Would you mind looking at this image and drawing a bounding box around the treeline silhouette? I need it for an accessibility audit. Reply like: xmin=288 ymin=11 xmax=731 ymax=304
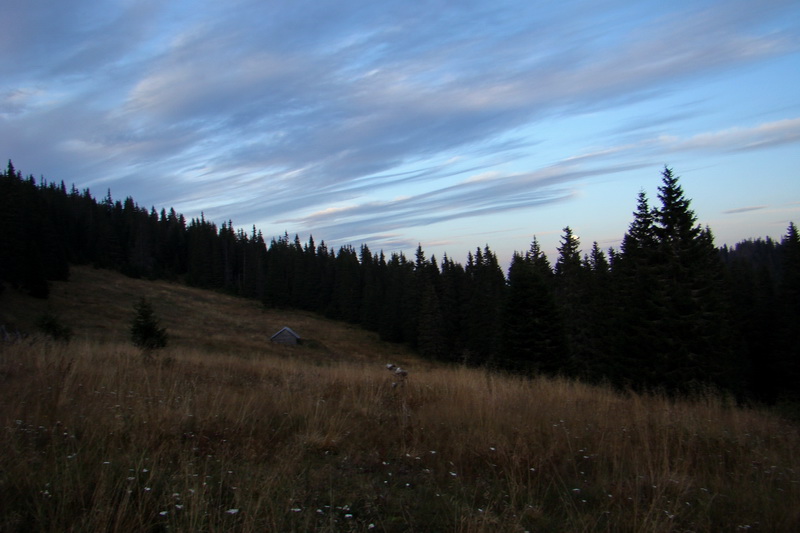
xmin=1 ymin=161 xmax=798 ymax=402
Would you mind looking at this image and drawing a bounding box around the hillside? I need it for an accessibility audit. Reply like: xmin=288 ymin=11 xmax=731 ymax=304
xmin=0 ymin=265 xmax=419 ymax=366
xmin=1 ymin=268 xmax=799 ymax=532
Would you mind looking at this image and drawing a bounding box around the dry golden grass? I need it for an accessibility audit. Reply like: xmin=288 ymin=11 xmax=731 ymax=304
xmin=1 ymin=265 xmax=418 ymax=364
xmin=1 ymin=268 xmax=799 ymax=531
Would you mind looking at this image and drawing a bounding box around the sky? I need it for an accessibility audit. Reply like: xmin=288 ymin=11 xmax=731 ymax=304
xmin=2 ymin=0 xmax=799 ymax=266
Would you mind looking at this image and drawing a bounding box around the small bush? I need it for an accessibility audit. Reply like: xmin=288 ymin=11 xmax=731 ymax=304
xmin=130 ymin=297 xmax=167 ymax=351
xmin=35 ymin=311 xmax=73 ymax=342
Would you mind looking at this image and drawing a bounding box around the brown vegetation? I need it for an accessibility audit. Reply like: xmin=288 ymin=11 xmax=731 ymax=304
xmin=1 ymin=268 xmax=798 ymax=531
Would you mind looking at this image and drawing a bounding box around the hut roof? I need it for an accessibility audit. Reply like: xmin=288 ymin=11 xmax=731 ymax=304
xmin=270 ymin=326 xmax=301 ymax=340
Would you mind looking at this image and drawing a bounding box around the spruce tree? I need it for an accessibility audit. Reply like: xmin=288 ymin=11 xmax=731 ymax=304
xmin=502 ymin=253 xmax=538 ymax=371
xmin=417 ymin=277 xmax=445 ymax=360
xmin=614 ymin=190 xmax=664 ymax=387
xmin=131 ymin=297 xmax=168 ymax=351
xmin=379 ymin=253 xmax=414 ymax=344
xmin=617 ymin=167 xmax=739 ymax=392
xmin=773 ymin=222 xmax=800 ymax=400
xmin=656 ymin=168 xmax=738 ymax=390
xmin=359 ymin=244 xmax=384 ymax=331
xmin=439 ymin=255 xmax=469 ymax=362
xmin=0 ymin=162 xmax=69 ymax=298
xmin=526 ymin=236 xmax=553 ymax=274
xmin=502 ymin=248 xmax=565 ymax=374
xmin=620 ymin=191 xmax=656 ymax=260
xmin=331 ymin=245 xmax=362 ymax=323
xmin=554 ymin=227 xmax=589 ymax=375
xmin=554 ymin=226 xmax=581 ymax=278
xmin=579 ymin=242 xmax=616 ymax=381
xmin=464 ymin=246 xmax=505 ymax=366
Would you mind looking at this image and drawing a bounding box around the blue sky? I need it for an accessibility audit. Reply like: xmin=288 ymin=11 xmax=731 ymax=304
xmin=2 ymin=0 xmax=799 ymax=265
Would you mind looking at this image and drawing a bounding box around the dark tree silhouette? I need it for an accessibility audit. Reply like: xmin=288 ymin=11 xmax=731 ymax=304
xmin=131 ymin=297 xmax=168 ymax=351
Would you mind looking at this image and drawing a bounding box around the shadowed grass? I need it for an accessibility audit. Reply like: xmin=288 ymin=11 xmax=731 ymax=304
xmin=1 ymin=339 xmax=798 ymax=532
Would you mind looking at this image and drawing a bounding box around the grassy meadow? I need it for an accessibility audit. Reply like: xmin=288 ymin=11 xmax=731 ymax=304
xmin=1 ymin=267 xmax=799 ymax=532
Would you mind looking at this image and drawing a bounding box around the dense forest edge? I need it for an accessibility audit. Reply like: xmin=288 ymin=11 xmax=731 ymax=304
xmin=1 ymin=160 xmax=798 ymax=403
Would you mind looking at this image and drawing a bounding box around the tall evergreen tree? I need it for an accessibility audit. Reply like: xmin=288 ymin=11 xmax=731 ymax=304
xmin=620 ymin=191 xmax=656 ymax=261
xmin=655 ymin=168 xmax=738 ymax=390
xmin=417 ymin=276 xmax=445 ymax=359
xmin=359 ymin=244 xmax=385 ymax=331
xmin=0 ymin=162 xmax=69 ymax=297
xmin=577 ymin=242 xmax=616 ymax=380
xmin=411 ymin=246 xmax=445 ymax=358
xmin=502 ymin=245 xmax=565 ymax=374
xmin=616 ymin=167 xmax=739 ymax=392
xmin=439 ymin=255 xmax=469 ymax=362
xmin=264 ymin=233 xmax=293 ymax=307
xmin=773 ymin=222 xmax=800 ymax=401
xmin=554 ymin=227 xmax=589 ymax=375
xmin=724 ymin=243 xmax=777 ymax=400
xmin=379 ymin=253 xmax=415 ymax=344
xmin=329 ymin=245 xmax=361 ymax=322
xmin=464 ymin=246 xmax=505 ymax=366
xmin=614 ymin=190 xmax=664 ymax=387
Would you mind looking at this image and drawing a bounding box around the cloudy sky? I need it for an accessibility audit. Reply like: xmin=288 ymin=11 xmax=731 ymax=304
xmin=2 ymin=0 xmax=799 ymax=264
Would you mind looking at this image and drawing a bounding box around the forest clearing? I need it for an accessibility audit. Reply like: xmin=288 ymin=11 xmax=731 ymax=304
xmin=1 ymin=267 xmax=798 ymax=532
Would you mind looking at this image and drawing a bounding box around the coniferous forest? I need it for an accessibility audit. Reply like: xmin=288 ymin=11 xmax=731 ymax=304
xmin=1 ymin=161 xmax=798 ymax=403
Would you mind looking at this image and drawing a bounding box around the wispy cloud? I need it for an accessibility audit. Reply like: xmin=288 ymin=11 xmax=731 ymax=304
xmin=660 ymin=118 xmax=800 ymax=153
xmin=723 ymin=205 xmax=769 ymax=215
xmin=275 ymin=161 xmax=650 ymax=244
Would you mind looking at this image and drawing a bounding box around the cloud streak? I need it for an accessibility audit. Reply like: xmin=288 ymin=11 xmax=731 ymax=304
xmin=660 ymin=118 xmax=800 ymax=153
xmin=723 ymin=206 xmax=768 ymax=215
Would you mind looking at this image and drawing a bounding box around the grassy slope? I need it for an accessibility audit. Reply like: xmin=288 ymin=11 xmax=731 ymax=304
xmin=1 ymin=268 xmax=799 ymax=532
xmin=0 ymin=265 xmax=419 ymax=365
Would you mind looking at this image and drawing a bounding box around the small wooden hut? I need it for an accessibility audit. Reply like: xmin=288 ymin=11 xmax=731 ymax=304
xmin=270 ymin=326 xmax=301 ymax=345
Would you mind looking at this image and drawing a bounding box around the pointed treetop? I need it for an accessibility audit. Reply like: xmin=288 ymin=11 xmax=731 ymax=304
xmin=621 ymin=190 xmax=656 ymax=257
xmin=527 ymin=236 xmax=541 ymax=258
xmin=654 ymin=166 xmax=700 ymax=245
xmin=415 ymin=244 xmax=426 ymax=270
xmin=555 ymin=226 xmax=581 ymax=276
xmin=525 ymin=236 xmax=553 ymax=274
xmin=585 ymin=241 xmax=609 ymax=274
xmin=783 ymin=222 xmax=799 ymax=246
